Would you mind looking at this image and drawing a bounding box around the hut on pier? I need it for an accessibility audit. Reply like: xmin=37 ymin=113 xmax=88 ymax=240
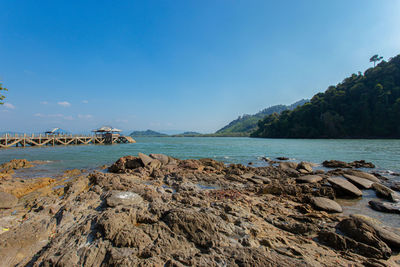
xmin=92 ymin=126 xmax=122 ymax=143
xmin=44 ymin=128 xmax=69 ymax=136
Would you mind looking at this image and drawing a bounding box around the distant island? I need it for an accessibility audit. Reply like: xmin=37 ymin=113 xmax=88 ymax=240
xmin=252 ymin=54 xmax=400 ymax=138
xmin=129 ymin=130 xmax=168 ymax=137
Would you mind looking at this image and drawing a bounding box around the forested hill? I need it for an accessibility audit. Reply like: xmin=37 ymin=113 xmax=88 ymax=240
xmin=251 ymin=55 xmax=400 ymax=138
xmin=129 ymin=130 xmax=168 ymax=137
xmin=216 ymin=99 xmax=308 ymax=135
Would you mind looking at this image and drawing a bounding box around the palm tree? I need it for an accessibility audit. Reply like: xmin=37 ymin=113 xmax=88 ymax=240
xmin=370 ymin=54 xmax=383 ymax=67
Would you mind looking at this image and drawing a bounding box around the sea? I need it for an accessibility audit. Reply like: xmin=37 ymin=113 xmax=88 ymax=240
xmin=1 ymin=137 xmax=399 ymax=227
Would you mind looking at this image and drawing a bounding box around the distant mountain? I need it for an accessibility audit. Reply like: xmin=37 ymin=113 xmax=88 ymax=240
xmin=171 ymin=131 xmax=203 ymax=137
xmin=216 ymin=99 xmax=309 ymax=135
xmin=129 ymin=130 xmax=168 ymax=137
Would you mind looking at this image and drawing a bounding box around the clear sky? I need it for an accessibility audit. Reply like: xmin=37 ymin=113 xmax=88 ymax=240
xmin=0 ymin=0 xmax=399 ymax=134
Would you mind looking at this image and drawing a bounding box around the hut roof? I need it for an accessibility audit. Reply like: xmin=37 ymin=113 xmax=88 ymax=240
xmin=93 ymin=126 xmax=122 ymax=133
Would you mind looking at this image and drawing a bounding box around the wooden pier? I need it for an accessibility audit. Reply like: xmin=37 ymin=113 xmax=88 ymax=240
xmin=0 ymin=133 xmax=136 ymax=149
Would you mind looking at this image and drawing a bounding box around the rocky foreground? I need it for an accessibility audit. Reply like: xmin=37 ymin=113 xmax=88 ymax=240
xmin=0 ymin=155 xmax=400 ymax=266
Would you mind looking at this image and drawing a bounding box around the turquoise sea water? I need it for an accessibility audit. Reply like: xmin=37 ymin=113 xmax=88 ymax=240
xmin=0 ymin=137 xmax=399 ymax=174
xmin=1 ymin=137 xmax=400 ymax=227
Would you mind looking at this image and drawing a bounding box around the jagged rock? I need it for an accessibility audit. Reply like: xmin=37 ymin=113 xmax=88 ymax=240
xmin=327 ymin=177 xmax=363 ymax=197
xmin=318 ymin=231 xmax=390 ymax=259
xmin=296 ymin=175 xmax=322 ymax=184
xmin=311 ymin=197 xmax=342 ymax=213
xmin=343 ymin=174 xmax=374 ymax=189
xmin=297 ymin=161 xmax=313 ymax=173
xmin=0 ymin=191 xmax=18 ymax=208
xmin=0 ymin=159 xmax=34 ymax=171
xmin=108 ymin=156 xmax=143 ymax=173
xmin=369 ymin=200 xmax=400 ymax=214
xmin=336 ymin=218 xmax=391 ymax=259
xmin=138 ymin=153 xmax=153 ymax=165
xmin=345 ymin=170 xmax=380 ymax=183
xmin=372 ymin=183 xmax=400 ymax=202
xmin=350 ymin=215 xmax=400 ymax=250
xmin=106 ymin=191 xmax=143 ymax=207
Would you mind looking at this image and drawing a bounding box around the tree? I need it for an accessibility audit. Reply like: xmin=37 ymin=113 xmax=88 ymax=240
xmin=0 ymin=83 xmax=7 ymax=105
xmin=370 ymin=54 xmax=383 ymax=67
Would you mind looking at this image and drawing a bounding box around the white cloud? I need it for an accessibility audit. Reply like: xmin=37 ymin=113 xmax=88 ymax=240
xmin=64 ymin=116 xmax=74 ymax=120
xmin=3 ymin=103 xmax=15 ymax=109
xmin=34 ymin=113 xmax=73 ymax=120
xmin=40 ymin=101 xmax=48 ymax=105
xmin=78 ymin=114 xmax=93 ymax=119
xmin=82 ymin=100 xmax=89 ymax=104
xmin=57 ymin=101 xmax=71 ymax=107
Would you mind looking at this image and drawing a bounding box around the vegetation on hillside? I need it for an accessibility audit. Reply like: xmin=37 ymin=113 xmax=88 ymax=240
xmin=251 ymin=55 xmax=400 ymax=138
xmin=129 ymin=130 xmax=168 ymax=137
xmin=216 ymin=99 xmax=308 ymax=135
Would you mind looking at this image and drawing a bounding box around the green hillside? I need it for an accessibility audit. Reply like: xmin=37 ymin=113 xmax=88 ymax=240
xmin=252 ymin=55 xmax=400 ymax=138
xmin=216 ymin=99 xmax=308 ymax=135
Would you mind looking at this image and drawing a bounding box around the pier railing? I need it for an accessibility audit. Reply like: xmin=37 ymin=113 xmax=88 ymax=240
xmin=0 ymin=133 xmax=135 ymax=148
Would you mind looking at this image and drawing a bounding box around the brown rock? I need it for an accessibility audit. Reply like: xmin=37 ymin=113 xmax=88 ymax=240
xmin=343 ymin=174 xmax=374 ymax=189
xmin=0 ymin=191 xmax=18 ymax=208
xmin=279 ymin=162 xmax=298 ymax=170
xmin=149 ymin=153 xmax=169 ymax=165
xmin=296 ymin=175 xmax=322 ymax=184
xmin=138 ymin=152 xmax=153 ymax=165
xmin=311 ymin=197 xmax=342 ymax=213
xmin=345 ymin=170 xmax=380 ymax=183
xmin=372 ymin=183 xmax=400 ymax=202
xmin=106 ymin=190 xmax=143 ymax=207
xmin=297 ymin=161 xmax=313 ymax=173
xmin=327 ymin=177 xmax=362 ymax=197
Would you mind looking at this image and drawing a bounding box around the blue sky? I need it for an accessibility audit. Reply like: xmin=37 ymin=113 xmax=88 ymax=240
xmin=0 ymin=0 xmax=399 ymax=133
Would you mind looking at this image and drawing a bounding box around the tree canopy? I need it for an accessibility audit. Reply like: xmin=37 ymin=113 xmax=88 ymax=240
xmin=251 ymin=54 xmax=400 ymax=138
xmin=0 ymin=83 xmax=7 ymax=105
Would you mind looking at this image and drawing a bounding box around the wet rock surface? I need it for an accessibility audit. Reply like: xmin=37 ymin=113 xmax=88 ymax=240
xmin=0 ymin=155 xmax=399 ymax=266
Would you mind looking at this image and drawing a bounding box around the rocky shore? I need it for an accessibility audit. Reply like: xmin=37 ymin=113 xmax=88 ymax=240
xmin=0 ymin=155 xmax=400 ymax=266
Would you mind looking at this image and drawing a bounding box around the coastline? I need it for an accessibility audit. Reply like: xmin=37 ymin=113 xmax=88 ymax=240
xmin=0 ymin=154 xmax=400 ymax=266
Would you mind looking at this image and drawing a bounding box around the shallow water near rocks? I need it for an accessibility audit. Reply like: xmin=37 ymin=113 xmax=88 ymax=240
xmin=1 ymin=137 xmax=399 ymax=226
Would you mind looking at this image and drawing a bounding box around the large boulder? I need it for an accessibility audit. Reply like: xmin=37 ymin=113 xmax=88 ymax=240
xmin=369 ymin=200 xmax=400 ymax=214
xmin=345 ymin=170 xmax=380 ymax=183
xmin=278 ymin=162 xmax=298 ymax=171
xmin=108 ymin=156 xmax=143 ymax=173
xmin=106 ymin=190 xmax=143 ymax=207
xmin=311 ymin=197 xmax=342 ymax=213
xmin=149 ymin=153 xmax=169 ymax=165
xmin=343 ymin=174 xmax=374 ymax=189
xmin=296 ymin=175 xmax=322 ymax=184
xmin=297 ymin=161 xmax=313 ymax=173
xmin=138 ymin=153 xmax=153 ymax=166
xmin=372 ymin=183 xmax=400 ymax=202
xmin=327 ymin=177 xmax=362 ymax=198
xmin=0 ymin=191 xmax=18 ymax=209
